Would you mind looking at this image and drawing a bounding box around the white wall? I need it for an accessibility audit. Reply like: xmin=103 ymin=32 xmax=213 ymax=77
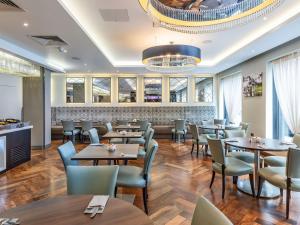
xmin=0 ymin=73 xmax=23 ymax=120
xmin=51 ymin=73 xmax=217 ymax=107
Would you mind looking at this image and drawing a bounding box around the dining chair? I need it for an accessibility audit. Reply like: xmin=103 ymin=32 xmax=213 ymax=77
xmin=137 ymin=120 xmax=149 ymax=132
xmin=190 ymin=124 xmax=208 ymax=157
xmin=138 ymin=128 xmax=154 ymax=158
xmin=191 ymin=196 xmax=233 ymax=225
xmin=116 ymin=139 xmax=158 ymax=214
xmin=201 ymin=120 xmax=216 ymax=137
xmin=128 ymin=124 xmax=149 ymax=145
xmin=257 ymin=148 xmax=300 ymax=219
xmin=224 ymin=130 xmax=255 ymax=164
xmin=62 ymin=120 xmax=80 ymax=143
xmin=264 ymin=133 xmax=300 ymax=167
xmin=117 ymin=120 xmax=129 ymax=125
xmin=105 ymin=122 xmax=123 ymax=144
xmin=88 ymin=128 xmax=100 ymax=144
xmin=207 ymin=137 xmax=254 ymax=199
xmin=67 ymin=165 xmax=119 ymax=197
xmin=57 ymin=141 xmax=79 ymax=171
xmin=239 ymin=122 xmax=249 ymax=134
xmin=80 ymin=120 xmax=93 ymax=143
xmin=214 ymin=119 xmax=226 ymax=125
xmin=171 ymin=119 xmax=187 ymax=142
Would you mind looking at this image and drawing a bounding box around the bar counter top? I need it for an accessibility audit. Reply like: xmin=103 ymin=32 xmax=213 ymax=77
xmin=0 ymin=125 xmax=33 ymax=136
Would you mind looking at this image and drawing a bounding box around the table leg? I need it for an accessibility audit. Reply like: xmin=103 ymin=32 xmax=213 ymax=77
xmin=215 ymin=130 xmax=219 ymax=139
xmin=93 ymin=160 xmax=99 ymax=166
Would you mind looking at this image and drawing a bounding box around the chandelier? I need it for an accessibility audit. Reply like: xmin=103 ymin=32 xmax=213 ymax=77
xmin=142 ymin=44 xmax=201 ymax=73
xmin=139 ymin=0 xmax=283 ymax=33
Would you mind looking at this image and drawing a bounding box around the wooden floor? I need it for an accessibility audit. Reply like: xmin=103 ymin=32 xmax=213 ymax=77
xmin=0 ymin=139 xmax=300 ymax=225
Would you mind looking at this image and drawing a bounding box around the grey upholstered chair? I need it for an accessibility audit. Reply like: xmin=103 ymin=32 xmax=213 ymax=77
xmin=191 ymin=196 xmax=233 ymax=225
xmin=80 ymin=120 xmax=93 ymax=143
xmin=88 ymin=128 xmax=100 ymax=144
xmin=207 ymin=137 xmax=254 ymax=199
xmin=116 ymin=140 xmax=158 ymax=214
xmin=61 ymin=120 xmax=80 ymax=143
xmin=258 ymin=148 xmax=300 ymax=219
xmin=105 ymin=122 xmax=123 ymax=144
xmin=214 ymin=119 xmax=226 ymax=125
xmin=224 ymin=129 xmax=255 ymax=164
xmin=201 ymin=120 xmax=216 ymax=137
xmin=67 ymin=166 xmax=119 ymax=197
xmin=137 ymin=120 xmax=149 ymax=132
xmin=138 ymin=128 xmax=154 ymax=158
xmin=128 ymin=123 xmax=150 ymax=145
xmin=57 ymin=141 xmax=79 ymax=171
xmin=190 ymin=124 xmax=208 ymax=157
xmin=171 ymin=119 xmax=187 ymax=142
xmin=264 ymin=133 xmax=300 ymax=167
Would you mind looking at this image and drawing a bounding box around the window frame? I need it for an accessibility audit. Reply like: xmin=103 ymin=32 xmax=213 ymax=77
xmin=66 ymin=77 xmax=85 ymax=103
xmin=169 ymin=77 xmax=188 ymax=103
xmin=92 ymin=77 xmax=112 ymax=103
xmin=118 ymin=77 xmax=137 ymax=103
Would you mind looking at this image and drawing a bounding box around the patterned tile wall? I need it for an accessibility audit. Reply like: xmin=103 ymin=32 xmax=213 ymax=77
xmin=51 ymin=106 xmax=216 ymax=126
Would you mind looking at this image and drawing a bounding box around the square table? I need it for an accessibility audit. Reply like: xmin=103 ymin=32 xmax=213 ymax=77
xmin=102 ymin=131 xmax=143 ymax=143
xmin=72 ymin=144 xmax=140 ymax=165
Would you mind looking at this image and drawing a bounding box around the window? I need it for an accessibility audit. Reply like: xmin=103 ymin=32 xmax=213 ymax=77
xmin=118 ymin=77 xmax=137 ymax=103
xmin=92 ymin=78 xmax=111 ymax=103
xmin=169 ymin=77 xmax=188 ymax=103
xmin=66 ymin=77 xmax=85 ymax=103
xmin=144 ymin=78 xmax=162 ymax=102
xmin=195 ymin=77 xmax=213 ymax=103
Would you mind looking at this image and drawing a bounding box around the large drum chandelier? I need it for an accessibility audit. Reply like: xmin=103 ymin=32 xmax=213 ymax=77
xmin=139 ymin=0 xmax=284 ymax=33
xmin=142 ymin=44 xmax=201 ymax=73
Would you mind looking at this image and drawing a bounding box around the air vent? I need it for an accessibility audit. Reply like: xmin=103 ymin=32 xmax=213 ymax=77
xmin=99 ymin=9 xmax=129 ymax=22
xmin=0 ymin=0 xmax=24 ymax=11
xmin=71 ymin=57 xmax=80 ymax=61
xmin=30 ymin=35 xmax=68 ymax=47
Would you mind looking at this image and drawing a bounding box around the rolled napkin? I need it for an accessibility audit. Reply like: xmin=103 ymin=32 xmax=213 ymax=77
xmin=121 ymin=153 xmax=137 ymax=158
xmin=0 ymin=218 xmax=20 ymax=225
xmin=90 ymin=143 xmax=104 ymax=146
xmin=120 ymin=130 xmax=127 ymax=135
xmin=84 ymin=195 xmax=109 ymax=217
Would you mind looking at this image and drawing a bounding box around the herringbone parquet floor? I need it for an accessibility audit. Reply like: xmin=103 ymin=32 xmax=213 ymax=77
xmin=0 ymin=139 xmax=300 ymax=225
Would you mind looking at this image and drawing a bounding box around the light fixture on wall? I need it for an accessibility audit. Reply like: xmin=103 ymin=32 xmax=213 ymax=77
xmin=142 ymin=43 xmax=201 ymax=73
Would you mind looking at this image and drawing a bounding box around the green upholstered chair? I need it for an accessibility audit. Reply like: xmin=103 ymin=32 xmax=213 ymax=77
xmin=264 ymin=134 xmax=300 ymax=167
xmin=116 ymin=140 xmax=158 ymax=214
xmin=224 ymin=129 xmax=255 ymax=164
xmin=88 ymin=128 xmax=100 ymax=144
xmin=128 ymin=123 xmax=150 ymax=145
xmin=80 ymin=120 xmax=93 ymax=143
xmin=258 ymin=148 xmax=300 ymax=219
xmin=67 ymin=165 xmax=119 ymax=197
xmin=105 ymin=122 xmax=123 ymax=144
xmin=201 ymin=120 xmax=216 ymax=137
xmin=171 ymin=119 xmax=187 ymax=142
xmin=207 ymin=137 xmax=254 ymax=199
xmin=190 ymin=124 xmax=208 ymax=157
xmin=57 ymin=141 xmax=79 ymax=171
xmin=137 ymin=120 xmax=149 ymax=132
xmin=61 ymin=120 xmax=80 ymax=143
xmin=138 ymin=128 xmax=154 ymax=158
xmin=191 ymin=196 xmax=233 ymax=225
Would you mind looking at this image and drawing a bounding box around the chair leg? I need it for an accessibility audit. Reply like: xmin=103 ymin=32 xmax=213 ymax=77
xmin=196 ymin=141 xmax=199 ymax=157
xmin=233 ymin=176 xmax=238 ymax=185
xmin=280 ymin=188 xmax=283 ymax=197
xmin=257 ymin=176 xmax=264 ymax=198
xmin=142 ymin=187 xmax=148 ymax=214
xmin=210 ymin=171 xmax=215 ymax=188
xmin=114 ymin=186 xmax=118 ymax=198
xmin=286 ymin=178 xmax=291 ymax=219
xmin=205 ymin=145 xmax=208 ymax=156
xmin=222 ymin=173 xmax=226 ymax=199
xmin=191 ymin=143 xmax=194 ymax=154
xmin=62 ymin=135 xmax=65 ymax=143
xmin=249 ymin=174 xmax=255 ymax=197
xmin=184 ymin=134 xmax=186 ymax=142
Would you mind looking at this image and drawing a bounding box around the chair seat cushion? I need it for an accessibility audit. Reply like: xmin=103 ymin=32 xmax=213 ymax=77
xmin=138 ymin=148 xmax=146 ymax=158
xmin=171 ymin=128 xmax=187 ymax=134
xmin=81 ymin=130 xmax=89 ymax=136
xmin=264 ymin=156 xmax=286 ymax=167
xmin=128 ymin=137 xmax=145 ymax=145
xmin=213 ymin=157 xmax=253 ymax=176
xmin=117 ymin=166 xmax=146 ymax=188
xmin=227 ymin=151 xmax=255 ymax=164
xmin=64 ymin=129 xmax=80 ymax=136
xmin=193 ymin=134 xmax=208 ymax=145
xmin=259 ymin=167 xmax=300 ymax=191
xmin=110 ymin=138 xmax=123 ymax=144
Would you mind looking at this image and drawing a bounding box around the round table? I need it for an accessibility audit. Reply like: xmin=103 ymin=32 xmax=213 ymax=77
xmin=225 ymin=137 xmax=296 ymax=198
xmin=199 ymin=125 xmax=240 ymax=139
xmin=0 ymin=196 xmax=153 ymax=225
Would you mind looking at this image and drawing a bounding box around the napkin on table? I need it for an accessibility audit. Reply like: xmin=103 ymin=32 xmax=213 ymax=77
xmin=84 ymin=195 xmax=109 ymax=214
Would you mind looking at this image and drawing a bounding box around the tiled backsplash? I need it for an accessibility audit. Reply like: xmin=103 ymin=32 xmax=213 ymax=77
xmin=51 ymin=106 xmax=216 ymax=126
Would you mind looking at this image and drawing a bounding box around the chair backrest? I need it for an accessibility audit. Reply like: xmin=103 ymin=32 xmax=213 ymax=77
xmin=106 ymin=122 xmax=113 ymax=132
xmin=57 ymin=141 xmax=79 ymax=171
xmin=293 ymin=134 xmax=300 ymax=147
xmin=207 ymin=138 xmax=225 ymax=165
xmin=190 ymin=124 xmax=199 ymax=140
xmin=191 ymin=196 xmax=233 ymax=225
xmin=143 ymin=140 xmax=158 ymax=182
xmin=239 ymin=122 xmax=249 ymax=132
xmin=88 ymin=128 xmax=100 ymax=144
xmin=81 ymin=120 xmax=93 ymax=132
xmin=145 ymin=128 xmax=155 ymax=151
xmin=62 ymin=120 xmax=75 ymax=131
xmin=224 ymin=129 xmax=246 ymax=138
xmin=67 ymin=166 xmax=119 ymax=197
xmin=117 ymin=120 xmax=128 ymax=125
xmin=175 ymin=119 xmax=186 ymax=131
xmin=137 ymin=120 xmax=149 ymax=131
xmin=286 ymin=148 xmax=300 ymax=179
xmin=214 ymin=119 xmax=226 ymax=125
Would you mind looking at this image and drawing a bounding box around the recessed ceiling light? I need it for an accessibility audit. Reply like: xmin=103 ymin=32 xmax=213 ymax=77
xmin=58 ymin=47 xmax=68 ymax=53
xmin=84 ymin=63 xmax=87 ymax=66
xmin=23 ymin=22 xmax=29 ymax=27
xmin=263 ymin=17 xmax=268 ymax=21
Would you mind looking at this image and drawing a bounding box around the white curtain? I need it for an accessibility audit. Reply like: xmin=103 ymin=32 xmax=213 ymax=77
xmin=272 ymin=52 xmax=300 ymax=134
xmin=221 ymin=75 xmax=242 ymax=124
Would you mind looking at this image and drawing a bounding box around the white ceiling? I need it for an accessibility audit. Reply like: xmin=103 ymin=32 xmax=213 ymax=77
xmin=0 ymin=0 xmax=300 ymax=74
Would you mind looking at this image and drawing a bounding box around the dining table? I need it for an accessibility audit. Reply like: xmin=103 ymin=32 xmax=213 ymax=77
xmin=0 ymin=196 xmax=153 ymax=225
xmin=102 ymin=131 xmax=143 ymax=143
xmin=72 ymin=144 xmax=140 ymax=165
xmin=224 ymin=137 xmax=296 ymax=198
xmin=199 ymin=124 xmax=240 ymax=139
xmin=114 ymin=124 xmax=140 ymax=130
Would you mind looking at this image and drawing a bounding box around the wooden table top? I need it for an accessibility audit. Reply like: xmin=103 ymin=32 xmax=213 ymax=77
xmin=225 ymin=137 xmax=296 ymax=152
xmin=115 ymin=125 xmax=140 ymax=130
xmin=0 ymin=196 xmax=153 ymax=225
xmin=72 ymin=144 xmax=140 ymax=160
xmin=102 ymin=131 xmax=143 ymax=139
xmin=199 ymin=125 xmax=240 ymax=130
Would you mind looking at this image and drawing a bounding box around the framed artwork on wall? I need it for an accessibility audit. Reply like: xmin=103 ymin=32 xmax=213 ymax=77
xmin=243 ymin=72 xmax=263 ymax=97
